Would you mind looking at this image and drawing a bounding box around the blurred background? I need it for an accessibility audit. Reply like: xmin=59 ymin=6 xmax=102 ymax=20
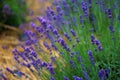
xmin=0 ymin=0 xmax=51 ymax=79
xmin=0 ymin=0 xmax=120 ymax=80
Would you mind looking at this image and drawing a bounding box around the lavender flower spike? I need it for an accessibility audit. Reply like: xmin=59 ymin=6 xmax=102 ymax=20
xmin=88 ymin=50 xmax=95 ymax=65
xmin=64 ymin=76 xmax=69 ymax=80
xmin=70 ymin=29 xmax=76 ymax=37
xmin=98 ymin=69 xmax=106 ymax=80
xmin=73 ymin=76 xmax=83 ymax=80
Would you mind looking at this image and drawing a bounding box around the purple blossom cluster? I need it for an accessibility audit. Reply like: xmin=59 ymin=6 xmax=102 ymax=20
xmin=12 ymin=46 xmax=49 ymax=77
xmin=91 ymin=34 xmax=103 ymax=51
xmin=88 ymin=50 xmax=95 ymax=65
xmin=73 ymin=76 xmax=83 ymax=80
xmin=6 ymin=68 xmax=27 ymax=78
xmin=81 ymin=1 xmax=88 ymax=17
xmin=107 ymin=8 xmax=112 ymax=19
xmin=109 ymin=25 xmax=114 ymax=33
xmin=2 ymin=4 xmax=11 ymax=15
xmin=98 ymin=68 xmax=110 ymax=80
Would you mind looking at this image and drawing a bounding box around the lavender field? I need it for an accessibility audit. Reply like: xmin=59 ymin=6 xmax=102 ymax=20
xmin=0 ymin=0 xmax=120 ymax=80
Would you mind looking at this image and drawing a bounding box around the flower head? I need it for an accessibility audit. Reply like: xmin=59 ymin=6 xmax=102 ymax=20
xmin=98 ymin=69 xmax=106 ymax=80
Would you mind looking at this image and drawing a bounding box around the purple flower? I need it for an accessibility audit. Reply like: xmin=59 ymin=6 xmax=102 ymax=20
xmin=3 ymin=4 xmax=11 ymax=15
xmin=31 ymin=61 xmax=38 ymax=70
xmin=64 ymin=76 xmax=69 ymax=80
xmin=71 ymin=0 xmax=77 ymax=3
xmin=105 ymin=68 xmax=110 ymax=78
xmin=77 ymin=56 xmax=82 ymax=62
xmin=41 ymin=62 xmax=48 ymax=67
xmin=36 ymin=59 xmax=41 ymax=65
xmin=50 ymin=9 xmax=55 ymax=16
xmin=66 ymin=47 xmax=71 ymax=52
xmin=25 ymin=40 xmax=32 ymax=45
xmin=14 ymin=71 xmax=25 ymax=78
xmin=98 ymin=45 xmax=103 ymax=51
xmin=51 ymin=56 xmax=56 ymax=62
xmin=3 ymin=4 xmax=10 ymax=10
xmin=56 ymin=5 xmax=61 ymax=12
xmin=46 ymin=7 xmax=52 ymax=19
xmin=91 ymin=35 xmax=103 ymax=51
xmin=43 ymin=41 xmax=50 ymax=50
xmin=1 ymin=74 xmax=7 ymax=80
xmin=89 ymin=14 xmax=95 ymax=22
xmin=53 ymin=15 xmax=57 ymax=20
xmin=42 ymin=19 xmax=47 ymax=26
xmin=6 ymin=68 xmax=13 ymax=74
xmin=91 ymin=34 xmax=95 ymax=44
xmin=70 ymin=52 xmax=74 ymax=57
xmin=88 ymin=50 xmax=95 ymax=65
xmin=14 ymin=55 xmax=20 ymax=63
xmin=37 ymin=17 xmax=47 ymax=26
xmin=95 ymin=39 xmax=100 ymax=46
xmin=69 ymin=60 xmax=75 ymax=68
xmin=58 ymin=37 xmax=66 ymax=47
xmin=82 ymin=70 xmax=90 ymax=80
xmin=98 ymin=69 xmax=106 ymax=80
xmin=1 ymin=45 xmax=9 ymax=49
xmin=79 ymin=15 xmax=84 ymax=24
xmin=26 ymin=64 xmax=31 ymax=68
xmin=88 ymin=3 xmax=92 ymax=8
xmin=47 ymin=24 xmax=53 ymax=31
xmin=53 ymin=29 xmax=58 ymax=35
xmin=30 ymin=51 xmax=37 ymax=58
xmin=109 ymin=25 xmax=114 ymax=33
xmin=30 ymin=22 xmax=36 ymax=29
xmin=63 ymin=0 xmax=70 ymax=11
xmin=27 ymin=31 xmax=35 ymax=37
xmin=118 ymin=14 xmax=120 ymax=20
xmin=51 ymin=44 xmax=58 ymax=51
xmin=64 ymin=33 xmax=71 ymax=41
xmin=73 ymin=76 xmax=83 ymax=80
xmin=107 ymin=8 xmax=112 ymax=19
xmin=91 ymin=34 xmax=95 ymax=39
xmin=105 ymin=68 xmax=110 ymax=75
xmin=88 ymin=0 xmax=92 ymax=4
xmin=50 ymin=76 xmax=55 ymax=80
xmin=70 ymin=29 xmax=76 ymax=37
xmin=47 ymin=64 xmax=55 ymax=75
xmin=37 ymin=27 xmax=45 ymax=33
xmin=81 ymin=1 xmax=88 ymax=17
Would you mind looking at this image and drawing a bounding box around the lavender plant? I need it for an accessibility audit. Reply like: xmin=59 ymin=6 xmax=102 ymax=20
xmin=1 ymin=0 xmax=120 ymax=80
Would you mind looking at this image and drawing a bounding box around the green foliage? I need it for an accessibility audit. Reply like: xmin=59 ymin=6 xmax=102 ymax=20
xmin=0 ymin=0 xmax=27 ymax=31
